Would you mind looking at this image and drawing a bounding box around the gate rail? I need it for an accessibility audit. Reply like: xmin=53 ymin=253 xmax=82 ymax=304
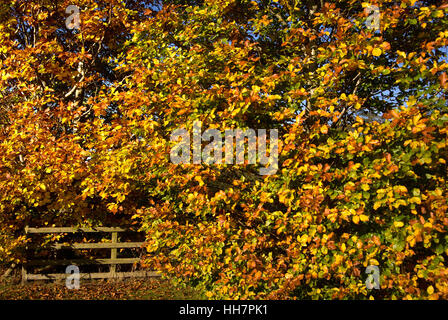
xmin=22 ymin=226 xmax=160 ymax=283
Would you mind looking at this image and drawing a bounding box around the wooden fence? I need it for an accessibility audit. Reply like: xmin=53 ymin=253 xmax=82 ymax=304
xmin=22 ymin=226 xmax=160 ymax=283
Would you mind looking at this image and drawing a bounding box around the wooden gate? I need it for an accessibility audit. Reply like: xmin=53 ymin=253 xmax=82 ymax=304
xmin=22 ymin=226 xmax=160 ymax=283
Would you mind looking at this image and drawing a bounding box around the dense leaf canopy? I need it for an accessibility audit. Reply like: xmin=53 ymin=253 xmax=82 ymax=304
xmin=0 ymin=0 xmax=447 ymax=299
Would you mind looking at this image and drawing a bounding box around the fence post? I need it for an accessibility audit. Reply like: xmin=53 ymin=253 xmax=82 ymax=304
xmin=21 ymin=226 xmax=28 ymax=284
xmin=110 ymin=231 xmax=118 ymax=278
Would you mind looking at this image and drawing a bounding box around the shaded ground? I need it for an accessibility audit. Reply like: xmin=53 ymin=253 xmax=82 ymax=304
xmin=0 ymin=278 xmax=205 ymax=300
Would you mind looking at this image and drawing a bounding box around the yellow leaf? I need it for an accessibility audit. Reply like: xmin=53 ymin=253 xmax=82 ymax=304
xmin=427 ymin=286 xmax=434 ymax=295
xmin=195 ymin=176 xmax=204 ymax=186
xmin=369 ymin=259 xmax=379 ymax=266
xmin=268 ymin=94 xmax=281 ymax=100
xmin=372 ymin=48 xmax=382 ymax=57
xmin=320 ymin=125 xmax=328 ymax=134
xmin=361 ymin=184 xmax=370 ymax=191
xmin=409 ymin=197 xmax=421 ymax=204
xmin=360 ymin=214 xmax=369 ymax=222
xmin=394 ymin=221 xmax=404 ymax=228
xmin=434 ymin=10 xmax=443 ymax=18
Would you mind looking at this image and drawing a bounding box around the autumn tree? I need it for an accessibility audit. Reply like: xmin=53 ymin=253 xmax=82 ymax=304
xmin=0 ymin=0 xmax=153 ymax=262
xmin=1 ymin=0 xmax=447 ymax=300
